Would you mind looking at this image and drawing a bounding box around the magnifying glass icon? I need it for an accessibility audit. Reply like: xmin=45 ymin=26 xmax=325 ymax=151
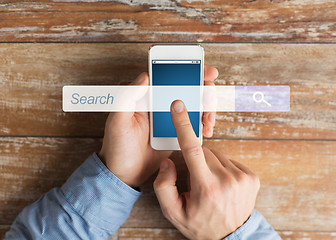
xmin=253 ymin=91 xmax=271 ymax=107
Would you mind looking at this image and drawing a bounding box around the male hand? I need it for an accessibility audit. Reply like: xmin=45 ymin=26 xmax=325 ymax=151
xmin=153 ymin=100 xmax=260 ymax=239
xmin=99 ymin=65 xmax=218 ymax=188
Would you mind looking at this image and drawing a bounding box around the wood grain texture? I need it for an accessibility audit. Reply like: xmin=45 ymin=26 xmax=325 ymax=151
xmin=0 ymin=226 xmax=10 ymax=240
xmin=1 ymin=1 xmax=336 ymax=42
xmin=124 ymin=139 xmax=336 ymax=232
xmin=2 ymin=225 xmax=335 ymax=240
xmin=279 ymin=231 xmax=336 ymax=240
xmin=1 ymin=137 xmax=335 ymax=232
xmin=0 ymin=137 xmax=102 ymax=225
xmin=1 ymin=1 xmax=335 ymax=238
xmin=1 ymin=43 xmax=335 ymax=139
xmin=118 ymin=228 xmax=336 ymax=240
xmin=119 ymin=228 xmax=186 ymax=240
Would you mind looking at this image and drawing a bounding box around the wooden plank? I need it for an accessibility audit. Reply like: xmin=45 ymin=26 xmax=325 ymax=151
xmin=0 ymin=137 xmax=102 ymax=225
xmin=119 ymin=228 xmax=186 ymax=240
xmin=1 ymin=1 xmax=336 ymax=42
xmin=0 ymin=137 xmax=335 ymax=231
xmin=279 ymin=231 xmax=336 ymax=240
xmin=1 ymin=43 xmax=335 ymax=139
xmin=118 ymin=228 xmax=336 ymax=240
xmin=0 ymin=226 xmax=10 ymax=240
xmin=206 ymin=44 xmax=336 ymax=140
xmin=124 ymin=139 xmax=336 ymax=231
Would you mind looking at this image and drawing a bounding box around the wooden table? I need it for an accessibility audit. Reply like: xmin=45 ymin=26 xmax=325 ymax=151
xmin=1 ymin=1 xmax=336 ymax=239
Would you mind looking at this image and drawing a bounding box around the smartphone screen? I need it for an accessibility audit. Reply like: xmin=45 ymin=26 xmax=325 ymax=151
xmin=152 ymin=60 xmax=201 ymax=137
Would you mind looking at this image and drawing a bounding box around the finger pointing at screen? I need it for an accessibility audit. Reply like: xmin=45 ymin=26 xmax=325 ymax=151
xmin=153 ymin=100 xmax=261 ymax=240
xmin=170 ymin=100 xmax=211 ymax=181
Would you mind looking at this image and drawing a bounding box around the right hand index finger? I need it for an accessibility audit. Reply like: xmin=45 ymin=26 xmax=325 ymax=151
xmin=170 ymin=100 xmax=210 ymax=179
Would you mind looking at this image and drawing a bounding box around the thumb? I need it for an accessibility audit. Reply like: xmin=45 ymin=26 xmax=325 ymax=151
xmin=131 ymin=72 xmax=149 ymax=86
xmin=154 ymin=158 xmax=185 ymax=223
xmin=111 ymin=72 xmax=149 ymax=123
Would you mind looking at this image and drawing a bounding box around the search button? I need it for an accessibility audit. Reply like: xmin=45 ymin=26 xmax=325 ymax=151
xmin=252 ymin=91 xmax=271 ymax=107
xmin=235 ymin=86 xmax=290 ymax=112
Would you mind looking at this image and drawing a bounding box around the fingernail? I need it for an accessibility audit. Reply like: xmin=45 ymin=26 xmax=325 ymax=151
xmin=134 ymin=72 xmax=146 ymax=84
xmin=161 ymin=160 xmax=169 ymax=171
xmin=173 ymin=100 xmax=184 ymax=113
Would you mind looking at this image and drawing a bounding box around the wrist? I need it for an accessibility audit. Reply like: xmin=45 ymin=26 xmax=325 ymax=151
xmin=60 ymin=153 xmax=141 ymax=231
xmin=97 ymin=151 xmax=140 ymax=189
xmin=222 ymin=211 xmax=256 ymax=240
xmin=98 ymin=150 xmax=107 ymax=165
xmin=222 ymin=215 xmax=251 ymax=239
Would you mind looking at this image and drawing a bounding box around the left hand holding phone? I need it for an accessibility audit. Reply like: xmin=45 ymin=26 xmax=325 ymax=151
xmin=99 ymin=65 xmax=218 ymax=188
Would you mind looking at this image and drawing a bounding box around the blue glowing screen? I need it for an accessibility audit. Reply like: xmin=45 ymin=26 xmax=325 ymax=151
xmin=152 ymin=61 xmax=201 ymax=137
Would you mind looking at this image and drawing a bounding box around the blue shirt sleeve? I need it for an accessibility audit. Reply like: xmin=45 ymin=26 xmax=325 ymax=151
xmin=223 ymin=209 xmax=282 ymax=240
xmin=5 ymin=153 xmax=141 ymax=240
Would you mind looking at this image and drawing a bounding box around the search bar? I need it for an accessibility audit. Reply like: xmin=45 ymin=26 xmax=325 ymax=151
xmin=152 ymin=60 xmax=200 ymax=64
xmin=63 ymin=86 xmax=290 ymax=112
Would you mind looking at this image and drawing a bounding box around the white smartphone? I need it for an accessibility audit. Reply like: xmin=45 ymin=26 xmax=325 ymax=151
xmin=149 ymin=45 xmax=204 ymax=150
